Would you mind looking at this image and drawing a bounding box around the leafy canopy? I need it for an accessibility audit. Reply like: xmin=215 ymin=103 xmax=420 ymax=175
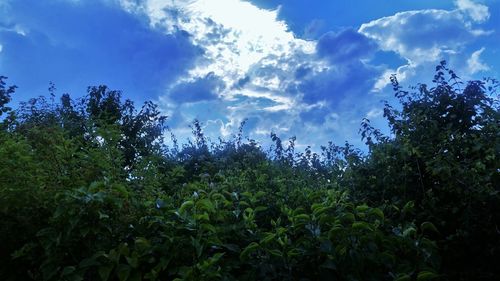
xmin=0 ymin=62 xmax=498 ymax=281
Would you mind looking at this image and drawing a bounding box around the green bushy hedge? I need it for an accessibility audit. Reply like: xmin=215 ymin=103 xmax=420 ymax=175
xmin=0 ymin=63 xmax=498 ymax=280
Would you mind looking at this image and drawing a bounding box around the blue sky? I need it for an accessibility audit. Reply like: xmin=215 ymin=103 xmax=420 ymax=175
xmin=0 ymin=0 xmax=498 ymax=149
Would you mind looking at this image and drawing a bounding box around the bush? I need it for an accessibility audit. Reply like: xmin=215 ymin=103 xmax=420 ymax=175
xmin=0 ymin=63 xmax=498 ymax=280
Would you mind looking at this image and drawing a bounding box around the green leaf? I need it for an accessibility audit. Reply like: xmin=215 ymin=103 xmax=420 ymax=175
xmin=179 ymin=200 xmax=194 ymax=213
xmin=134 ymin=237 xmax=151 ymax=253
xmin=311 ymin=203 xmax=323 ymax=212
xmin=191 ymin=237 xmax=203 ymax=258
xmin=11 ymin=243 xmax=35 ymax=259
xmin=116 ymin=264 xmax=131 ymax=281
xmin=356 ymin=204 xmax=369 ymax=212
xmin=420 ymin=222 xmax=439 ymax=234
xmin=196 ymin=199 xmax=214 ymax=212
xmin=222 ymin=243 xmax=240 ymax=253
xmin=313 ymin=206 xmax=333 ymax=216
xmin=113 ymin=184 xmax=129 ymax=198
xmin=341 ymin=212 xmax=355 ymax=223
xmin=260 ymin=233 xmax=276 ymax=244
xmin=99 ymin=211 xmax=110 ymax=220
xmin=287 ymin=248 xmax=301 ymax=257
xmin=394 ymin=274 xmax=411 ymax=281
xmin=417 ymin=271 xmax=439 ymax=281
xmin=402 ymin=226 xmax=416 ymax=237
xmin=194 ymin=212 xmax=210 ymax=221
xmin=201 ymin=223 xmax=217 ymax=233
xmin=294 ymin=214 xmax=310 ymax=221
xmin=119 ymin=243 xmax=130 ymax=256
xmin=240 ymin=242 xmax=259 ymax=260
xmin=370 ymin=208 xmax=384 ymax=220
xmin=80 ymin=227 xmax=90 ymax=237
xmin=126 ymin=253 xmax=139 ymax=269
xmin=128 ymin=272 xmax=142 ymax=281
xmin=211 ymin=252 xmax=225 ymax=263
xmin=352 ymin=221 xmax=374 ymax=231
xmin=254 ymin=206 xmax=267 ymax=212
xmin=402 ymin=201 xmax=414 ymax=214
xmin=239 ymin=201 xmax=250 ymax=208
xmin=98 ymin=265 xmax=113 ymax=281
xmin=61 ymin=266 xmax=76 ymax=276
xmin=268 ymin=249 xmax=283 ymax=257
xmin=79 ymin=253 xmax=103 ymax=268
xmin=320 ymin=259 xmax=337 ymax=270
xmin=241 ymin=191 xmax=252 ymax=198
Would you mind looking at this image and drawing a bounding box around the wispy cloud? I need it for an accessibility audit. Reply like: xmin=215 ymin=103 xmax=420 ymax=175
xmin=0 ymin=0 xmax=201 ymax=102
xmin=467 ymin=47 xmax=489 ymax=74
xmin=455 ymin=0 xmax=490 ymax=23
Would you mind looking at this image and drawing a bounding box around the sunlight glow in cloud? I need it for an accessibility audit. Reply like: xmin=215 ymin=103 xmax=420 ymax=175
xmin=120 ymin=0 xmax=315 ymax=99
xmin=119 ymin=0 xmax=336 ymax=141
xmin=114 ymin=0 xmax=496 ymax=147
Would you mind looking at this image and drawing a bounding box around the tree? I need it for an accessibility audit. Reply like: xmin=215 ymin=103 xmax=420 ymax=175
xmin=0 ymin=76 xmax=16 ymax=117
xmin=354 ymin=61 xmax=500 ymax=280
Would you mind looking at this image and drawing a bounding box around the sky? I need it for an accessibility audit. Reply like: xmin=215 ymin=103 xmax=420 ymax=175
xmin=0 ymin=0 xmax=499 ymax=149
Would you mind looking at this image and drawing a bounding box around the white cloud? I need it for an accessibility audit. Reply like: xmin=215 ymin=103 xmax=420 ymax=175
xmin=13 ymin=24 xmax=26 ymax=36
xmin=0 ymin=24 xmax=28 ymax=36
xmin=372 ymin=62 xmax=418 ymax=91
xmin=467 ymin=47 xmax=489 ymax=73
xmin=118 ymin=0 xmax=326 ymax=139
xmin=360 ymin=4 xmax=493 ymax=92
xmin=2 ymin=0 xmax=408 ymax=149
xmin=120 ymin=0 xmax=315 ymax=95
xmin=359 ymin=9 xmax=488 ymax=64
xmin=366 ymin=108 xmax=383 ymax=119
xmin=0 ymin=44 xmax=3 ymax=53
xmin=455 ymin=0 xmax=490 ymax=23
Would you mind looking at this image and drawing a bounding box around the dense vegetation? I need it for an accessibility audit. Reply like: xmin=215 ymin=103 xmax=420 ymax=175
xmin=0 ymin=61 xmax=498 ymax=281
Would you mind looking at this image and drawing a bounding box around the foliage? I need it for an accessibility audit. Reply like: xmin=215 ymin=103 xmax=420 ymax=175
xmin=0 ymin=63 xmax=498 ymax=281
